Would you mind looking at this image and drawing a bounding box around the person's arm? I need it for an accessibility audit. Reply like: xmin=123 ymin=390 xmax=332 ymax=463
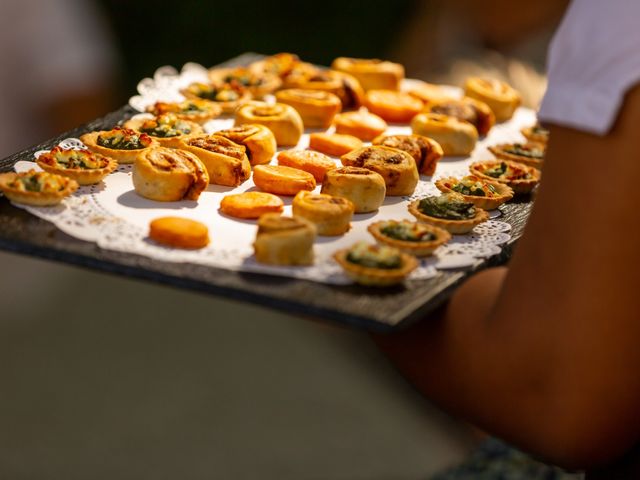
xmin=374 ymin=83 xmax=640 ymax=470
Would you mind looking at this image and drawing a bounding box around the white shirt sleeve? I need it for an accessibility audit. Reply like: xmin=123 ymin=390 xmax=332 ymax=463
xmin=538 ymin=0 xmax=640 ymax=135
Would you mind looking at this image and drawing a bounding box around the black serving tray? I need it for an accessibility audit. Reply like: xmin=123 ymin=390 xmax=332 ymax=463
xmin=0 ymin=53 xmax=533 ymax=332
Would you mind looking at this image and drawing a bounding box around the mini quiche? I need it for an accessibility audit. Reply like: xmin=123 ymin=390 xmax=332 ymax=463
xmin=334 ymin=241 xmax=418 ymax=287
xmin=209 ymin=66 xmax=281 ymax=98
xmin=146 ymin=99 xmax=222 ymax=124
xmin=435 ymin=175 xmax=513 ymax=210
xmin=368 ymin=220 xmax=450 ymax=257
xmin=181 ymin=81 xmax=251 ymax=113
xmin=408 ymin=193 xmax=489 ymax=234
xmin=124 ymin=114 xmax=203 ymax=148
xmin=36 ymin=147 xmax=117 ymax=185
xmin=469 ymin=160 xmax=540 ymax=194
xmin=520 ymin=124 xmax=549 ymax=144
xmin=0 ymin=169 xmax=78 ymax=206
xmin=488 ymin=141 xmax=546 ymax=169
xmin=81 ymin=127 xmax=157 ymax=164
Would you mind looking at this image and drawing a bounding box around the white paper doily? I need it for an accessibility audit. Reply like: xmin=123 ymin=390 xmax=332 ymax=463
xmin=9 ymin=64 xmax=536 ymax=285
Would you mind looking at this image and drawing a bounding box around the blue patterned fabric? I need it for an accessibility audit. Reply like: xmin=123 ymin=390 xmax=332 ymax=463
xmin=431 ymin=438 xmax=585 ymax=480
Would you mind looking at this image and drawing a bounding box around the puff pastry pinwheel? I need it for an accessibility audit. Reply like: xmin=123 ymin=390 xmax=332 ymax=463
xmin=146 ymin=98 xmax=222 ymax=124
xmin=215 ymin=124 xmax=276 ymax=166
xmin=464 ymin=77 xmax=521 ymax=122
xmin=367 ymin=219 xmax=451 ymax=257
xmin=331 ymin=57 xmax=404 ymax=91
xmin=282 ymin=68 xmax=365 ymax=110
xmin=308 ymin=132 xmax=363 ymax=157
xmin=81 ymin=127 xmax=157 ymax=164
xmin=277 ymin=149 xmax=337 ymax=183
xmin=341 ymin=145 xmax=418 ymax=196
xmin=133 ymin=147 xmax=209 ymax=202
xmin=320 ymin=166 xmax=386 ymax=213
xmin=253 ymin=213 xmax=316 ymax=266
xmin=333 ymin=241 xmax=418 ymax=287
xmin=36 ymin=147 xmax=117 ymax=185
xmin=424 ymin=97 xmax=495 ymax=136
xmin=252 ymin=164 xmax=316 ymax=196
xmin=179 ymin=134 xmax=251 ymax=187
xmin=488 ymin=141 xmax=545 ymax=169
xmin=411 ymin=113 xmax=478 ymax=156
xmin=364 ymin=89 xmax=423 ymax=123
xmin=408 ymin=193 xmax=489 ymax=234
xmin=435 ymin=175 xmax=514 ymax=210
xmin=124 ymin=114 xmax=203 ymax=148
xmin=333 ymin=110 xmax=387 ymax=141
xmin=235 ymin=102 xmax=303 ymax=147
xmin=406 ymin=81 xmax=457 ymax=105
xmin=469 ymin=160 xmax=540 ymax=194
xmin=0 ymin=169 xmax=78 ymax=206
xmin=248 ymin=52 xmax=302 ymax=79
xmin=292 ymin=190 xmax=354 ymax=236
xmin=181 ymin=81 xmax=251 ymax=114
xmin=149 ymin=217 xmax=210 ymax=249
xmin=372 ymin=134 xmax=443 ymax=176
xmin=275 ymin=89 xmax=342 ymax=128
xmin=209 ymin=66 xmax=281 ymax=98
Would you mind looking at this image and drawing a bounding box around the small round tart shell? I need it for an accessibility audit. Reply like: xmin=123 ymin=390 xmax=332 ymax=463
xmin=146 ymin=100 xmax=223 ymax=124
xmin=123 ymin=117 xmax=203 ymax=148
xmin=488 ymin=142 xmax=545 ymax=169
xmin=520 ymin=126 xmax=549 ymax=145
xmin=469 ymin=160 xmax=540 ymax=194
xmin=368 ymin=220 xmax=451 ymax=257
xmin=80 ymin=131 xmax=158 ymax=164
xmin=408 ymin=199 xmax=489 ymax=235
xmin=0 ymin=170 xmax=78 ymax=206
xmin=36 ymin=149 xmax=117 ymax=185
xmin=435 ymin=176 xmax=513 ymax=210
xmin=333 ymin=248 xmax=418 ymax=287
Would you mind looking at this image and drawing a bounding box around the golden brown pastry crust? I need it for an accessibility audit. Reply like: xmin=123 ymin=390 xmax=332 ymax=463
xmin=333 ymin=244 xmax=418 ymax=287
xmin=320 ymin=166 xmax=386 ymax=213
xmin=333 ymin=110 xmax=387 ymax=141
xmin=275 ymin=89 xmax=342 ymax=128
xmin=248 ymin=52 xmax=302 ymax=79
xmin=520 ymin=124 xmax=549 ymax=144
xmin=341 ymin=146 xmax=418 ymax=196
xmin=180 ymin=82 xmax=251 ymax=114
xmin=235 ymin=102 xmax=304 ymax=147
xmin=208 ymin=66 xmax=281 ymax=98
xmin=146 ymin=99 xmax=222 ymax=124
xmin=407 ymin=198 xmax=489 ymax=234
xmin=364 ymin=89 xmax=423 ymax=123
xmin=410 ymin=113 xmax=478 ymax=156
xmin=331 ymin=57 xmax=404 ymax=91
xmin=464 ymin=77 xmax=521 ymax=122
xmin=0 ymin=170 xmax=78 ymax=206
xmin=406 ymin=81 xmax=457 ymax=105
xmin=219 ymin=192 xmax=284 ymax=219
xmin=488 ymin=142 xmax=545 ymax=169
xmin=133 ymin=147 xmax=209 ymax=202
xmin=435 ymin=175 xmax=514 ymax=210
xmin=424 ymin=97 xmax=495 ymax=136
xmin=253 ymin=213 xmax=316 ymax=266
xmin=178 ymin=134 xmax=251 ymax=187
xmin=80 ymin=128 xmax=158 ymax=164
xmin=291 ymin=191 xmax=354 ymax=236
xmin=149 ymin=216 xmax=210 ymax=249
xmin=277 ymin=149 xmax=337 ymax=183
xmin=36 ymin=147 xmax=118 ymax=185
xmin=367 ymin=220 xmax=451 ymax=257
xmin=469 ymin=160 xmax=540 ymax=194
xmin=282 ymin=68 xmax=365 ymax=110
xmin=215 ymin=124 xmax=276 ymax=166
xmin=308 ymin=132 xmax=363 ymax=157
xmin=252 ymin=164 xmax=316 ymax=196
xmin=123 ymin=115 xmax=203 ymax=148
xmin=372 ymin=134 xmax=443 ymax=176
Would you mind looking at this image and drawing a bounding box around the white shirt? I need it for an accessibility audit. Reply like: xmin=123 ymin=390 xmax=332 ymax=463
xmin=538 ymin=0 xmax=640 ymax=135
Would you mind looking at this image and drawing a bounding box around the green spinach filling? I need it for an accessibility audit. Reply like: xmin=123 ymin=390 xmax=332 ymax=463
xmin=505 ymin=144 xmax=544 ymax=159
xmin=346 ymin=242 xmax=402 ymax=269
xmin=97 ymin=132 xmax=146 ymax=150
xmin=380 ymin=223 xmax=436 ymax=242
xmin=418 ymin=195 xmax=476 ymax=220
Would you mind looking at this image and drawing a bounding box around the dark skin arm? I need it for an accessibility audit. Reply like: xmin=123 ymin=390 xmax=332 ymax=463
xmin=374 ymin=84 xmax=640 ymax=471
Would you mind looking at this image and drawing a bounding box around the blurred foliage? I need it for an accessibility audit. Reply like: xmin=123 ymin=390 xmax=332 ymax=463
xmin=98 ymin=0 xmax=417 ymax=101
